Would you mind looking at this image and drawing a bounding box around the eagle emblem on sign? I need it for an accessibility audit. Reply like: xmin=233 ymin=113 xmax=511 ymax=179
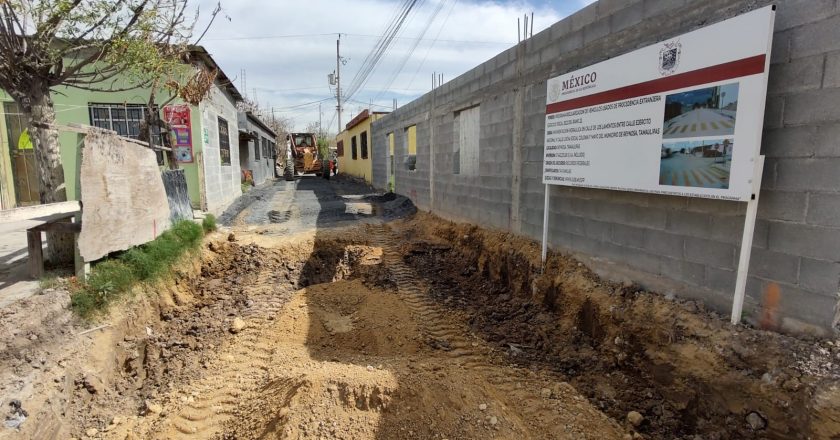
xmin=548 ymin=81 xmax=561 ymax=102
xmin=659 ymin=40 xmax=682 ymax=76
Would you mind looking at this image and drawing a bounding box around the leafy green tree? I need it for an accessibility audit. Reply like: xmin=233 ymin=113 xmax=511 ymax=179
xmin=317 ymin=136 xmax=330 ymax=161
xmin=0 ymin=1 xmax=209 ymax=260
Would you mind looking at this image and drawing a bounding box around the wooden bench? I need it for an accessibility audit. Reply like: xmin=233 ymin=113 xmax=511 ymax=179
xmin=26 ymin=212 xmax=84 ymax=278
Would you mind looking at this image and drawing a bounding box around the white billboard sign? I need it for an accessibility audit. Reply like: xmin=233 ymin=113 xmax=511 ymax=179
xmin=542 ymin=6 xmax=775 ymax=201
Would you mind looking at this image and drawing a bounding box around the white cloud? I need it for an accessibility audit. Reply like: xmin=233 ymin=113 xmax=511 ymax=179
xmin=195 ymin=0 xmax=590 ymax=131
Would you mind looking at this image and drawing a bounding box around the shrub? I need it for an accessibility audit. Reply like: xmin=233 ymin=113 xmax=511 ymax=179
xmin=70 ymin=220 xmax=205 ymax=318
xmin=202 ymin=214 xmax=217 ymax=233
xmin=172 ymin=219 xmax=204 ymax=245
xmin=71 ymin=260 xmax=136 ymax=317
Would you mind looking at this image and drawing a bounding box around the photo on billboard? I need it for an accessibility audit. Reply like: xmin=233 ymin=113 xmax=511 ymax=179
xmin=662 ymin=83 xmax=739 ymax=139
xmin=659 ymin=139 xmax=733 ymax=189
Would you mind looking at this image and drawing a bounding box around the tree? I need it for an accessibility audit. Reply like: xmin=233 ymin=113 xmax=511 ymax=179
xmin=142 ymin=54 xmax=218 ymax=168
xmin=316 ymin=136 xmax=330 ymax=162
xmin=304 ymin=121 xmax=318 ymax=134
xmin=264 ymin=112 xmax=293 ymax=158
xmin=268 ymin=115 xmax=294 ymax=142
xmin=0 ymin=1 xmax=202 ymax=261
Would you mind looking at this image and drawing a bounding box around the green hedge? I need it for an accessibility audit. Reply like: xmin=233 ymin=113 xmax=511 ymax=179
xmin=71 ymin=220 xmax=204 ymax=317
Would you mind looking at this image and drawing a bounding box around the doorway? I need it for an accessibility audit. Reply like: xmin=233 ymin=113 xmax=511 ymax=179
xmin=4 ymin=102 xmax=39 ymax=206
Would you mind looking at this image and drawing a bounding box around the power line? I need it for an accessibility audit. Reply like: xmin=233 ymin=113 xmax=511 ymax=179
xmin=253 ymin=86 xmax=329 ymax=92
xmin=204 ymin=32 xmax=512 ymax=45
xmin=205 ymin=32 xmax=335 ymax=41
xmin=324 ymin=109 xmax=338 ymax=135
xmin=270 ymin=97 xmax=334 ymax=112
xmin=346 ymin=98 xmax=397 ymax=110
xmin=343 ymin=0 xmax=422 ymax=103
xmin=406 ymin=0 xmax=458 ymax=91
xmin=252 ymin=84 xmax=430 ymax=94
xmin=373 ymin=0 xmax=448 ymax=103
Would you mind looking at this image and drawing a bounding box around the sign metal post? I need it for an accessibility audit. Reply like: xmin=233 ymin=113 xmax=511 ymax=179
xmin=541 ymin=184 xmax=550 ymax=267
xmin=730 ymin=155 xmax=765 ymax=324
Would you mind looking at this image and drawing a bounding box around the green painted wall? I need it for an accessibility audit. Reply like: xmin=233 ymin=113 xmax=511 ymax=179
xmin=0 ymin=76 xmax=206 ymax=208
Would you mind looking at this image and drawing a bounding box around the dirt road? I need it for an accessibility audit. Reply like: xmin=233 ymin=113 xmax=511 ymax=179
xmin=2 ymin=176 xmax=839 ymax=439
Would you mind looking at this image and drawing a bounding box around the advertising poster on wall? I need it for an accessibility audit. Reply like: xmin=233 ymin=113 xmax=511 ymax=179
xmin=163 ymin=104 xmax=194 ymax=163
xmin=542 ymin=6 xmax=774 ymax=201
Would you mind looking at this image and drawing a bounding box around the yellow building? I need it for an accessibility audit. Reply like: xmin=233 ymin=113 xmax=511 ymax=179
xmin=335 ymin=109 xmax=388 ymax=184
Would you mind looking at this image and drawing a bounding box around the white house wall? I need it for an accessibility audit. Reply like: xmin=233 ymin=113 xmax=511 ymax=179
xmin=238 ymin=114 xmax=275 ymax=187
xmin=200 ymin=84 xmax=241 ymax=215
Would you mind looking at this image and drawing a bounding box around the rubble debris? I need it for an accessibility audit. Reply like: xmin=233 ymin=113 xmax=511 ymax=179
xmin=4 ymin=400 xmax=27 ymax=429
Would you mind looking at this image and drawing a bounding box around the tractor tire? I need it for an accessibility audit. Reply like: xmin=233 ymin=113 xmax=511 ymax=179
xmin=284 ymin=157 xmax=295 ymax=181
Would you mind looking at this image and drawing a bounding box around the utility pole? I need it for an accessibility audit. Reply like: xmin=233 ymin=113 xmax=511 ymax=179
xmin=336 ymin=35 xmax=343 ymax=134
xmin=319 ymin=102 xmax=323 ymax=138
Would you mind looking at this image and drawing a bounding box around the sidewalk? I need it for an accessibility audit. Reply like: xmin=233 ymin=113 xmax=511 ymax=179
xmin=0 ymin=201 xmax=79 ymax=308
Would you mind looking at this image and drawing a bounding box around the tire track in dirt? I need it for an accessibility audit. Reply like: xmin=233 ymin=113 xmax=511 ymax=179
xmin=128 ymin=268 xmax=297 ymax=440
xmin=104 ymin=227 xmax=624 ymax=439
xmin=367 ymin=224 xmax=623 ymax=438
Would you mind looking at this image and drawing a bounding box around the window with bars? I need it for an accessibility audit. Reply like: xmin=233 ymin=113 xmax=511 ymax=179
xmin=254 ymin=134 xmax=261 ymax=160
xmin=88 ymin=103 xmax=164 ymax=164
xmin=361 ymin=131 xmax=368 ymax=159
xmin=262 ymin=137 xmax=269 ymax=161
xmin=218 ymin=117 xmax=231 ymax=166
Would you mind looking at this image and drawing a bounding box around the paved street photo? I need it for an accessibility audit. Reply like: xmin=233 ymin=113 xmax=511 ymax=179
xmin=660 ymin=139 xmax=733 ymax=188
xmin=659 ymin=155 xmax=731 ymax=188
xmin=663 ymin=108 xmax=736 ymax=138
xmin=663 ymin=83 xmax=739 ymax=139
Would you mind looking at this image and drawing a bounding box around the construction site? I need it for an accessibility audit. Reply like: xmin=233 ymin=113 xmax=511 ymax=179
xmin=0 ymin=176 xmax=836 ymax=439
xmin=1 ymin=0 xmax=840 ymax=439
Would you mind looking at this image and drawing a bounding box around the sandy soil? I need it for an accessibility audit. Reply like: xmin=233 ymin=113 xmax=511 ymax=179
xmin=1 ymin=211 xmax=838 ymax=439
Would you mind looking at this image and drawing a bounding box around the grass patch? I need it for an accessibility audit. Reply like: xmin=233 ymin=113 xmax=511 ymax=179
xmin=241 ymin=181 xmax=252 ymax=193
xmin=39 ymin=274 xmax=62 ymax=291
xmin=70 ymin=220 xmax=204 ymax=318
xmin=202 ymin=214 xmax=217 ymax=233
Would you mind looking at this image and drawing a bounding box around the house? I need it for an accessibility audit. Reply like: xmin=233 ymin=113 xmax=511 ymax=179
xmin=335 ymin=109 xmax=389 ymax=184
xmin=238 ymin=112 xmax=276 ymax=187
xmin=0 ymin=46 xmax=244 ymax=216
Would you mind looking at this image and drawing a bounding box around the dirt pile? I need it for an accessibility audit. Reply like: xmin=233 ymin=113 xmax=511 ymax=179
xmin=5 ymin=210 xmax=838 ymax=440
xmin=397 ymin=213 xmax=840 ymax=439
xmin=93 ymin=226 xmax=624 ymax=439
xmin=212 ymin=236 xmax=623 ymax=440
xmin=68 ymin=235 xmax=359 ymax=439
xmin=364 ymin=192 xmax=417 ymax=220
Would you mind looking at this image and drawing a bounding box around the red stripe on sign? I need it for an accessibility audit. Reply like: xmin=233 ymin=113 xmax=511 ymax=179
xmin=546 ymin=54 xmax=766 ymax=114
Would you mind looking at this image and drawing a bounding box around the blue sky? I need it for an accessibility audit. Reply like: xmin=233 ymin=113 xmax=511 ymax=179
xmin=195 ymin=0 xmax=595 ymax=131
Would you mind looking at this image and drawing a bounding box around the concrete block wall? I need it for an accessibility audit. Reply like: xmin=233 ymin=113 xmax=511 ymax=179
xmin=372 ymin=0 xmax=840 ymax=335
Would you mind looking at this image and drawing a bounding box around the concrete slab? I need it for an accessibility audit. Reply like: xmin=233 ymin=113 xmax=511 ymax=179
xmin=0 ymin=203 xmax=80 ymax=308
xmin=0 ymin=220 xmax=44 ymax=308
